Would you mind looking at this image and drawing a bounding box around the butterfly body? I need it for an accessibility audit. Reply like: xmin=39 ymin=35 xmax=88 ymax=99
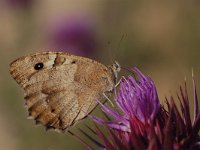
xmin=10 ymin=51 xmax=120 ymax=131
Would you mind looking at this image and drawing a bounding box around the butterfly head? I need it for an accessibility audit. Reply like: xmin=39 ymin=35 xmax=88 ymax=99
xmin=109 ymin=61 xmax=121 ymax=84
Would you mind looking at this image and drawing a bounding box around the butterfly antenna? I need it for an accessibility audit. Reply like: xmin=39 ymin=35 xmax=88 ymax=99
xmin=117 ymin=34 xmax=125 ymax=53
xmin=110 ymin=34 xmax=126 ymax=65
xmin=121 ymin=66 xmax=133 ymax=73
xmin=121 ymin=66 xmax=137 ymax=79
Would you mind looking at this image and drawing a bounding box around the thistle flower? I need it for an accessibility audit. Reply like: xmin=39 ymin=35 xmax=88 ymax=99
xmin=47 ymin=16 xmax=98 ymax=57
xmin=92 ymin=67 xmax=160 ymax=132
xmin=6 ymin=0 xmax=34 ymax=10
xmin=79 ymin=67 xmax=200 ymax=150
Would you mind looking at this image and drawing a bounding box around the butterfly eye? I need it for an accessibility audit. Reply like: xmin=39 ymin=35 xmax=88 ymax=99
xmin=34 ymin=63 xmax=44 ymax=70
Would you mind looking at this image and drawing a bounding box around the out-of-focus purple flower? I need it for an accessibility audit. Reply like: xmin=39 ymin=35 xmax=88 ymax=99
xmin=77 ymin=67 xmax=200 ymax=150
xmin=6 ymin=0 xmax=34 ymax=10
xmin=92 ymin=67 xmax=160 ymax=132
xmin=47 ymin=16 xmax=98 ymax=57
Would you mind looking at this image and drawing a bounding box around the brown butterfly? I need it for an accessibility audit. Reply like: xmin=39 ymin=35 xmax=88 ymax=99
xmin=9 ymin=51 xmax=120 ymax=131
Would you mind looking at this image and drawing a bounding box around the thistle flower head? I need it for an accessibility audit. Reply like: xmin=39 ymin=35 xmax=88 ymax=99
xmin=79 ymin=67 xmax=200 ymax=150
xmin=92 ymin=67 xmax=160 ymax=132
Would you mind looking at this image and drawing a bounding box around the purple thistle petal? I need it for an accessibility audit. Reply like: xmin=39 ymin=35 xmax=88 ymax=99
xmin=90 ymin=115 xmax=106 ymax=125
xmin=91 ymin=115 xmax=130 ymax=132
xmin=97 ymin=100 xmax=128 ymax=124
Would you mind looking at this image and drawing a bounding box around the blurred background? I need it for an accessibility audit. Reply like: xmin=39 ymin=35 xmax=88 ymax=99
xmin=1 ymin=0 xmax=200 ymax=149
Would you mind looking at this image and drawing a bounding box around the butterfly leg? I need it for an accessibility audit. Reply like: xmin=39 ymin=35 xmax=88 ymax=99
xmin=103 ymin=93 xmax=114 ymax=107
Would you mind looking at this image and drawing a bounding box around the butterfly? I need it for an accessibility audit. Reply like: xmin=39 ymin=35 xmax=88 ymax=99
xmin=9 ymin=51 xmax=120 ymax=131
